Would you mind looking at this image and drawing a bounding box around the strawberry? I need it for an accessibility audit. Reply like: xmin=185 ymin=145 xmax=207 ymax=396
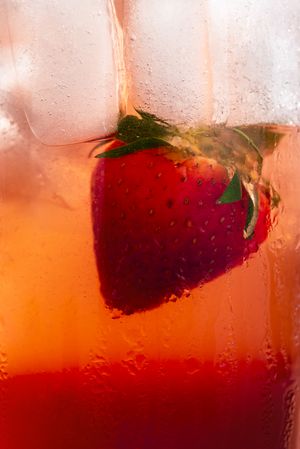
xmin=91 ymin=139 xmax=270 ymax=315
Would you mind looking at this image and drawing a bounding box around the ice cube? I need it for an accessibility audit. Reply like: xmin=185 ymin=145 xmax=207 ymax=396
xmin=124 ymin=0 xmax=300 ymax=127
xmin=6 ymin=0 xmax=121 ymax=145
xmin=0 ymin=89 xmax=43 ymax=202
xmin=0 ymin=92 xmax=24 ymax=153
xmin=211 ymin=0 xmax=300 ymax=126
xmin=124 ymin=0 xmax=213 ymax=127
xmin=0 ymin=0 xmax=18 ymax=93
xmin=0 ymin=0 xmax=28 ymax=152
xmin=0 ymin=0 xmax=9 ymax=47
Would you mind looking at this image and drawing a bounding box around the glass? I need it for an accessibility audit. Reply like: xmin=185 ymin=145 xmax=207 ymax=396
xmin=1 ymin=1 xmax=300 ymax=448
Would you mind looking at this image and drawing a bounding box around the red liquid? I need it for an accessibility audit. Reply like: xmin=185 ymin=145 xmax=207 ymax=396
xmin=0 ymin=358 xmax=295 ymax=449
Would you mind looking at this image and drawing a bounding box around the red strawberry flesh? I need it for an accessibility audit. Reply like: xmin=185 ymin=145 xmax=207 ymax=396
xmin=91 ymin=141 xmax=269 ymax=314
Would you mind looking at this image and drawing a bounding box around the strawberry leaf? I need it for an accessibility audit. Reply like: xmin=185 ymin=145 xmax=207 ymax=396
xmin=89 ymin=137 xmax=114 ymax=157
xmin=116 ymin=112 xmax=171 ymax=143
xmin=135 ymin=109 xmax=170 ymax=126
xmin=95 ymin=137 xmax=172 ymax=159
xmin=217 ymin=171 xmax=242 ymax=204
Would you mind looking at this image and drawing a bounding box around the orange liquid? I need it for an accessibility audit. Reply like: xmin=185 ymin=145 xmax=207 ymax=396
xmin=1 ymin=127 xmax=300 ymax=448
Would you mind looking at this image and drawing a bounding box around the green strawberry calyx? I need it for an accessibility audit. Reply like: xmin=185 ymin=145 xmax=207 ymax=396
xmin=93 ymin=110 xmax=283 ymax=239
